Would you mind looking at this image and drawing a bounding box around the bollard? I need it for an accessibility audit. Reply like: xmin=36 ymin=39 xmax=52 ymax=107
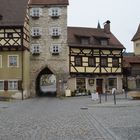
xmin=123 ymin=89 xmax=127 ymax=99
xmin=105 ymin=92 xmax=107 ymax=102
xmin=99 ymin=94 xmax=102 ymax=104
xmin=113 ymin=90 xmax=116 ymax=105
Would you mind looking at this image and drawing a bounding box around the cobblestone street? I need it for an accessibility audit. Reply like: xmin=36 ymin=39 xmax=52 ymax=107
xmin=0 ymin=95 xmax=140 ymax=140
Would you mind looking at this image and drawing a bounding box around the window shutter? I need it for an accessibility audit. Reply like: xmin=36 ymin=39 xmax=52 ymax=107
xmin=39 ymin=45 xmax=42 ymax=53
xmin=58 ymin=8 xmax=61 ymax=16
xmin=4 ymin=80 xmax=8 ymax=91
xmin=30 ymin=8 xmax=33 ymax=16
xmin=30 ymin=45 xmax=34 ymax=53
xmin=58 ymin=45 xmax=61 ymax=53
xmin=49 ymin=8 xmax=52 ymax=16
xmin=18 ymin=80 xmax=22 ymax=90
xmin=39 ymin=8 xmax=43 ymax=16
xmin=31 ymin=28 xmax=34 ymax=36
xmin=39 ymin=27 xmax=42 ymax=36
xmin=50 ymin=46 xmax=53 ymax=53
xmin=58 ymin=27 xmax=61 ymax=35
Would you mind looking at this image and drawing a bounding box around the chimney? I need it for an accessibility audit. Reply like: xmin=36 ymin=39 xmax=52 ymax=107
xmin=104 ymin=20 xmax=111 ymax=34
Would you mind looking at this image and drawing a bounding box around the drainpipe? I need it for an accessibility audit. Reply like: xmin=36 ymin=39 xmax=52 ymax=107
xmin=21 ymin=27 xmax=24 ymax=100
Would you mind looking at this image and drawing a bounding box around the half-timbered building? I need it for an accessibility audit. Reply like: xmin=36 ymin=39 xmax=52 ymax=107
xmin=68 ymin=21 xmax=125 ymax=94
xmin=0 ymin=0 xmax=30 ymax=99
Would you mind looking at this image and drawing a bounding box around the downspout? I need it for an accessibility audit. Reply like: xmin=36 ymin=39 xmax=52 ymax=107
xmin=21 ymin=27 xmax=24 ymax=100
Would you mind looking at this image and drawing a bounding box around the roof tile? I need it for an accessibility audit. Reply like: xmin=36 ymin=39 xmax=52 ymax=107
xmin=0 ymin=0 xmax=28 ymax=26
xmin=132 ymin=24 xmax=140 ymax=41
xmin=68 ymin=26 xmax=124 ymax=49
xmin=29 ymin=0 xmax=69 ymax=5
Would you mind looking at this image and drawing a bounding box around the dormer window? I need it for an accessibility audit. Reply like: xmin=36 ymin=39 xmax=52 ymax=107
xmin=30 ymin=8 xmax=42 ymax=18
xmin=31 ymin=27 xmax=42 ymax=37
xmin=101 ymin=40 xmax=108 ymax=46
xmin=50 ymin=44 xmax=61 ymax=55
xmin=50 ymin=27 xmax=61 ymax=37
xmin=49 ymin=7 xmax=61 ymax=18
xmin=81 ymin=37 xmax=89 ymax=45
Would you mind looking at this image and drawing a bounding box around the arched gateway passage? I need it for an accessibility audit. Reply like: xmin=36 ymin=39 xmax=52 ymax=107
xmin=36 ymin=67 xmax=56 ymax=97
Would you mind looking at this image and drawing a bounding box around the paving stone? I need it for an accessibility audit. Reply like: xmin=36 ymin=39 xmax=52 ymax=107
xmin=0 ymin=95 xmax=139 ymax=140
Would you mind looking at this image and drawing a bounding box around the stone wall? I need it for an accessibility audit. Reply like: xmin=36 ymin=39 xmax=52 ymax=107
xmin=29 ymin=5 xmax=69 ymax=96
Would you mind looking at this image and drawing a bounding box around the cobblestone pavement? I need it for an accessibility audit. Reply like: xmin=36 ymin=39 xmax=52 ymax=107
xmin=0 ymin=95 xmax=140 ymax=140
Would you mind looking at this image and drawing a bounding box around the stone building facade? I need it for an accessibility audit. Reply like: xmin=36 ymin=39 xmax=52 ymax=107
xmin=29 ymin=0 xmax=69 ymax=96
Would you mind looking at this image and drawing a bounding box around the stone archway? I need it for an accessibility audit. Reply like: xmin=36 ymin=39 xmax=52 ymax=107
xmin=35 ymin=67 xmax=56 ymax=97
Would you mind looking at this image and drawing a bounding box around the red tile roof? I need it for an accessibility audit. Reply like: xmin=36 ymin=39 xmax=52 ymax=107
xmin=29 ymin=0 xmax=69 ymax=5
xmin=0 ymin=0 xmax=29 ymax=26
xmin=68 ymin=26 xmax=124 ymax=49
xmin=123 ymin=56 xmax=140 ymax=67
xmin=132 ymin=24 xmax=140 ymax=41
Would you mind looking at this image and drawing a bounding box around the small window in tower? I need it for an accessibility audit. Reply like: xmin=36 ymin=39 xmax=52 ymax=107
xmin=49 ymin=7 xmax=61 ymax=18
xmin=30 ymin=8 xmax=42 ymax=18
xmin=50 ymin=44 xmax=61 ymax=55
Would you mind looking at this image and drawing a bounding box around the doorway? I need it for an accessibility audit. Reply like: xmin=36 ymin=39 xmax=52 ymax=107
xmin=36 ymin=67 xmax=56 ymax=97
xmin=96 ymin=79 xmax=103 ymax=94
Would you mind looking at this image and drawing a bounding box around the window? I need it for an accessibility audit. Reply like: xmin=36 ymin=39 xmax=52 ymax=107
xmin=88 ymin=57 xmax=95 ymax=67
xmin=136 ymin=78 xmax=140 ymax=89
xmin=5 ymin=33 xmax=13 ymax=38
xmin=31 ymin=27 xmax=42 ymax=37
xmin=136 ymin=43 xmax=140 ymax=47
xmin=76 ymin=78 xmax=86 ymax=92
xmin=31 ymin=44 xmax=41 ymax=55
xmin=50 ymin=27 xmax=61 ymax=37
xmin=0 ymin=81 xmax=4 ymax=90
xmin=101 ymin=57 xmax=108 ymax=67
xmin=8 ymin=81 xmax=18 ymax=90
xmin=30 ymin=8 xmax=42 ymax=17
xmin=8 ymin=55 xmax=19 ymax=67
xmin=0 ymin=55 xmax=2 ymax=68
xmin=50 ymin=44 xmax=61 ymax=54
xmin=75 ymin=56 xmax=82 ymax=66
xmin=108 ymin=78 xmax=117 ymax=89
xmin=81 ymin=38 xmax=89 ymax=45
xmin=49 ymin=7 xmax=61 ymax=17
xmin=101 ymin=40 xmax=108 ymax=46
xmin=112 ymin=57 xmax=119 ymax=67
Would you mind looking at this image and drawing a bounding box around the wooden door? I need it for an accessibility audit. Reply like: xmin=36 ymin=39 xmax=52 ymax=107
xmin=96 ymin=79 xmax=103 ymax=94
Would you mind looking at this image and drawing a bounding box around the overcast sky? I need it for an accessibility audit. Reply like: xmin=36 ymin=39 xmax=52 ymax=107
xmin=68 ymin=0 xmax=140 ymax=52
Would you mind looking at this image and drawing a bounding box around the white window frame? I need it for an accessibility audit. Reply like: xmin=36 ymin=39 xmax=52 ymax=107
xmin=50 ymin=44 xmax=61 ymax=54
xmin=0 ymin=80 xmax=4 ymax=91
xmin=49 ymin=7 xmax=61 ymax=17
xmin=31 ymin=44 xmax=41 ymax=54
xmin=30 ymin=8 xmax=42 ymax=17
xmin=0 ymin=55 xmax=2 ymax=68
xmin=8 ymin=55 xmax=19 ymax=67
xmin=50 ymin=27 xmax=61 ymax=37
xmin=8 ymin=80 xmax=18 ymax=91
xmin=31 ymin=27 xmax=42 ymax=37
